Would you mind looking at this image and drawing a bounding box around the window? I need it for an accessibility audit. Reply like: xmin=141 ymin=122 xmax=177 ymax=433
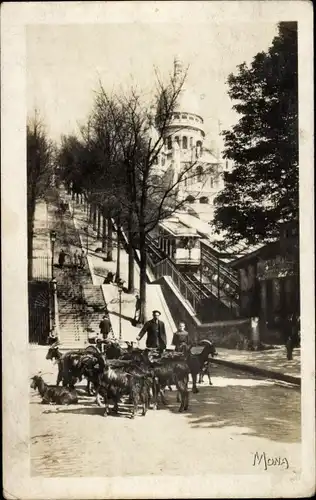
xmin=182 ymin=114 xmax=187 ymax=119
xmin=210 ymin=177 xmax=214 ymax=188
xmin=189 ymin=137 xmax=193 ymax=148
xmin=175 ymin=136 xmax=180 ymax=146
xmin=197 ymin=165 xmax=203 ymax=181
xmin=174 ymin=113 xmax=180 ymax=119
xmin=196 ymin=141 xmax=202 ymax=158
xmin=182 ymin=136 xmax=188 ymax=149
xmin=167 ymin=136 xmax=172 ymax=149
xmin=189 ymin=116 xmax=194 ymax=121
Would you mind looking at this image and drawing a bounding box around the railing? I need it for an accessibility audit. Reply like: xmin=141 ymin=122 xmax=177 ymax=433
xmin=32 ymin=256 xmax=51 ymax=281
xmin=147 ymin=255 xmax=202 ymax=312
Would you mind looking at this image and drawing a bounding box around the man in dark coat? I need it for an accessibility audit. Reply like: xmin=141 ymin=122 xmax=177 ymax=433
xmin=136 ymin=310 xmax=167 ymax=350
xmin=99 ymin=314 xmax=111 ymax=339
xmin=58 ymin=249 xmax=66 ymax=268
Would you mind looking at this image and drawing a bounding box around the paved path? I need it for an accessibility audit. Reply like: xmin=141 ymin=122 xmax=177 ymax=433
xmin=29 ymin=355 xmax=301 ymax=477
xmin=216 ymin=346 xmax=300 ymax=379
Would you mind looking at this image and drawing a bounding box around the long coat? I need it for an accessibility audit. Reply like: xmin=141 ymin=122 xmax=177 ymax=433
xmin=138 ymin=319 xmax=167 ymax=349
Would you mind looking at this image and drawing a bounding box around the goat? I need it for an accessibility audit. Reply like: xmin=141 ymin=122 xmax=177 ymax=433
xmin=178 ymin=339 xmax=217 ymax=393
xmin=95 ymin=360 xmax=151 ymax=418
xmin=46 ymin=343 xmax=100 ymax=393
xmin=30 ymin=375 xmax=78 ymax=405
xmin=142 ymin=350 xmax=190 ymax=412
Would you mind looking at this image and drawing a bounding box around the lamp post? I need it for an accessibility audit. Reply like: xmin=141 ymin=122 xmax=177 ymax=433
xmin=117 ymin=278 xmax=125 ymax=341
xmin=50 ymin=230 xmax=56 ymax=279
xmin=50 ymin=277 xmax=59 ymax=339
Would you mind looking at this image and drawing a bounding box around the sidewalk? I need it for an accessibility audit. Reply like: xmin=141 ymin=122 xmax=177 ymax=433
xmin=69 ymin=198 xmax=176 ymax=348
xmin=213 ymin=346 xmax=301 ymax=385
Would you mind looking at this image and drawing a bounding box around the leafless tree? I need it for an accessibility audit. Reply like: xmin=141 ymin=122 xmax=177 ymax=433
xmin=27 ymin=111 xmax=54 ymax=280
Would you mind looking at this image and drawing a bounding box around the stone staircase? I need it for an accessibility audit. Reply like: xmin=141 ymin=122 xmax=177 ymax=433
xmin=82 ymin=284 xmax=107 ymax=339
xmin=58 ymin=283 xmax=88 ymax=349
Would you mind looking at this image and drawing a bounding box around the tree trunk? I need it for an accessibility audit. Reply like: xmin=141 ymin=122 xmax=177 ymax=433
xmin=27 ymin=204 xmax=35 ymax=281
xmin=102 ymin=210 xmax=107 ymax=253
xmin=127 ymin=212 xmax=135 ymax=293
xmin=115 ymin=216 xmax=121 ymax=283
xmin=138 ymin=228 xmax=147 ymax=324
xmin=107 ymin=218 xmax=113 ymax=261
xmin=27 ymin=224 xmax=34 ymax=281
xmin=89 ymin=203 xmax=93 ymax=223
xmin=97 ymin=207 xmax=101 ymax=239
xmin=92 ymin=204 xmax=97 ymax=231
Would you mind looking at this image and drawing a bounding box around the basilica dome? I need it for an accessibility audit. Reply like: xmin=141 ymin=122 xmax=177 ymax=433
xmin=174 ymin=87 xmax=202 ymax=119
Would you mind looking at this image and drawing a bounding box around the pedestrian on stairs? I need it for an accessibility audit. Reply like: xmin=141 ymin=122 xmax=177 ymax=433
xmin=133 ymin=295 xmax=141 ymax=324
xmin=99 ymin=313 xmax=111 ymax=341
xmin=73 ymin=250 xmax=79 ymax=271
xmin=58 ymin=249 xmax=66 ymax=268
xmin=78 ymin=249 xmax=85 ymax=269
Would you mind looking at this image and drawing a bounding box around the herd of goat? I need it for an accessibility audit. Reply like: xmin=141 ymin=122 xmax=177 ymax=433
xmin=30 ymin=338 xmax=218 ymax=418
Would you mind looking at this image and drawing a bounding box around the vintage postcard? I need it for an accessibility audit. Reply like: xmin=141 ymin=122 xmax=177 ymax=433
xmin=1 ymin=1 xmax=315 ymax=498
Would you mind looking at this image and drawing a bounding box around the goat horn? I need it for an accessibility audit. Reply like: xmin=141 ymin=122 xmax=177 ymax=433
xmin=199 ymin=339 xmax=214 ymax=346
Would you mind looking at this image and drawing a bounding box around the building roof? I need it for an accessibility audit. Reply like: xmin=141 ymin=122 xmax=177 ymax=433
xmin=159 ymin=218 xmax=198 ymax=237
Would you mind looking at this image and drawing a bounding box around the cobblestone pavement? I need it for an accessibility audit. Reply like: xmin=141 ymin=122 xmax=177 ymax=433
xmin=30 ymin=361 xmax=301 ymax=477
xmin=217 ymin=346 xmax=300 ymax=378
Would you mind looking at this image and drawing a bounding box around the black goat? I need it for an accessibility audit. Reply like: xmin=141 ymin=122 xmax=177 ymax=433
xmin=30 ymin=375 xmax=78 ymax=405
xmin=95 ymin=359 xmax=151 ymax=418
xmin=46 ymin=343 xmax=100 ymax=393
xmin=178 ymin=339 xmax=217 ymax=393
xmin=142 ymin=350 xmax=190 ymax=412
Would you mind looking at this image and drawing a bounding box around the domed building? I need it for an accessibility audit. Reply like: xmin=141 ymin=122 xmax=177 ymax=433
xmin=152 ymin=57 xmax=225 ymax=219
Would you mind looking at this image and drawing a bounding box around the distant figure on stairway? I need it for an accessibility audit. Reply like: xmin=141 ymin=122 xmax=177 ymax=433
xmin=103 ymin=271 xmax=114 ymax=284
xmin=58 ymin=249 xmax=66 ymax=268
xmin=99 ymin=314 xmax=111 ymax=341
xmin=133 ymin=295 xmax=141 ymax=324
xmin=78 ymin=250 xmax=85 ymax=269
xmin=72 ymin=250 xmax=79 ymax=270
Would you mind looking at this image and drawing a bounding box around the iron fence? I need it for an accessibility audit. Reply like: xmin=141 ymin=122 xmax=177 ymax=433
xmin=32 ymin=256 xmax=51 ymax=281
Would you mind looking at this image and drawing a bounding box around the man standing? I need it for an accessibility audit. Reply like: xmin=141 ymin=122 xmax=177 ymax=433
xmin=136 ymin=310 xmax=167 ymax=350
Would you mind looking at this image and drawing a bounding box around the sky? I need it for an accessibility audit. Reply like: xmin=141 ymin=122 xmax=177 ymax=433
xmin=27 ymin=22 xmax=278 ymax=151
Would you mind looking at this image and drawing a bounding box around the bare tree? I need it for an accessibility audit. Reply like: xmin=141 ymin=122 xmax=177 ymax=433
xmin=27 ymin=111 xmax=54 ymax=280
xmin=94 ymin=69 xmax=203 ymax=322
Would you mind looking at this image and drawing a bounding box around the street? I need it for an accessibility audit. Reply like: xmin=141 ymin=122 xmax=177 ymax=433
xmin=30 ymin=364 xmax=301 ymax=477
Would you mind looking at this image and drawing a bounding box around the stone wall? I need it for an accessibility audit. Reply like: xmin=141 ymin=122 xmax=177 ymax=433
xmin=157 ymin=276 xmax=254 ymax=348
xmin=156 ymin=275 xmax=284 ymax=348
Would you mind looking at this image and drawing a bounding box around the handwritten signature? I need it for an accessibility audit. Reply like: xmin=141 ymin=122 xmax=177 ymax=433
xmin=253 ymin=452 xmax=289 ymax=470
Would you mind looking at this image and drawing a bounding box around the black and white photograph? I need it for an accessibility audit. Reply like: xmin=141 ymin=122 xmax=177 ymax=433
xmin=2 ymin=2 xmax=315 ymax=499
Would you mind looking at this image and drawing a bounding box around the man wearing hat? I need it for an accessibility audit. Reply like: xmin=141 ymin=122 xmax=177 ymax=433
xmin=136 ymin=310 xmax=167 ymax=350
